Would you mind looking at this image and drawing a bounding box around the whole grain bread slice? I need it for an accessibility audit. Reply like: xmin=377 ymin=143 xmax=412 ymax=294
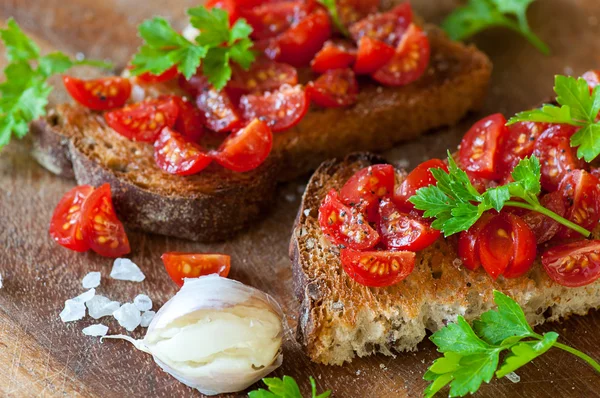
xmin=290 ymin=153 xmax=600 ymax=365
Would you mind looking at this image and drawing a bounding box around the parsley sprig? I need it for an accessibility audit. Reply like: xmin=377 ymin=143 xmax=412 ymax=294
xmin=409 ymin=153 xmax=591 ymax=237
xmin=0 ymin=18 xmax=112 ymax=150
xmin=318 ymin=0 xmax=350 ymax=37
xmin=442 ymin=0 xmax=549 ymax=55
xmin=509 ymin=74 xmax=600 ymax=162
xmin=248 ymin=376 xmax=331 ymax=398
xmin=130 ymin=7 xmax=255 ymax=90
xmin=424 ymin=291 xmax=600 ymax=397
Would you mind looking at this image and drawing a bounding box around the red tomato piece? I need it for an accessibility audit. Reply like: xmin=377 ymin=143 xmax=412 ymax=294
xmin=240 ymin=84 xmax=309 ymax=132
xmin=311 ymin=40 xmax=357 ymax=73
xmin=393 ymin=158 xmax=447 ymax=211
xmin=371 ymin=24 xmax=430 ymax=87
xmin=557 ymin=170 xmax=600 ymax=239
xmin=206 ymin=0 xmax=240 ymax=24
xmin=136 ymin=66 xmax=178 ymax=84
xmin=254 ymin=38 xmax=282 ymax=61
xmin=499 ymin=121 xmax=547 ymax=177
xmin=178 ymin=72 xmax=208 ymax=97
xmin=339 ymin=164 xmax=395 ymax=221
xmin=275 ymin=9 xmax=332 ymax=67
xmin=582 ymin=70 xmax=600 ymax=90
xmin=49 ymin=185 xmax=95 ymax=252
xmin=242 ymin=0 xmax=313 ymax=40
xmin=307 ymin=68 xmax=359 ymax=108
xmin=154 ymin=127 xmax=212 ymax=176
xmin=533 ymin=124 xmax=584 ymax=192
xmin=378 ymin=198 xmax=440 ymax=251
xmin=353 ymin=36 xmax=394 ymax=75
xmin=521 ymin=191 xmax=566 ymax=244
xmin=63 ymin=76 xmax=131 ymax=111
xmin=168 ymin=96 xmax=205 ymax=142
xmin=501 ymin=214 xmax=538 ymax=278
xmin=161 ymin=252 xmax=231 ymax=287
xmin=210 ymin=119 xmax=273 ymax=172
xmin=197 ymin=86 xmax=243 ymax=133
xmin=227 ymin=60 xmax=298 ymax=99
xmin=104 ymin=97 xmax=179 ymax=142
xmin=337 ymin=0 xmax=381 ymax=26
xmin=542 ymin=240 xmax=600 ymax=287
xmin=340 ymin=248 xmax=415 ymax=287
xmin=81 ymin=184 xmax=130 ymax=258
xmin=458 ymin=113 xmax=508 ymax=180
xmin=591 ymin=168 xmax=600 ymax=179
xmin=457 ymin=213 xmax=494 ymax=271
xmin=348 ymin=3 xmax=412 ymax=46
xmin=318 ymin=189 xmax=380 ymax=250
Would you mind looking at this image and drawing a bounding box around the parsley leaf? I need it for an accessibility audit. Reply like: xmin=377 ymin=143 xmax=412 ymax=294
xmin=496 ymin=332 xmax=558 ymax=378
xmin=248 ymin=376 xmax=331 ymax=398
xmin=442 ymin=0 xmax=549 ymax=55
xmin=473 ymin=291 xmax=533 ymax=345
xmin=318 ymin=0 xmax=350 ymax=37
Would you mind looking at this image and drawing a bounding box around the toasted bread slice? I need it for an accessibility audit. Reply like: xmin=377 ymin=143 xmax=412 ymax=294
xmin=290 ymin=153 xmax=600 ymax=365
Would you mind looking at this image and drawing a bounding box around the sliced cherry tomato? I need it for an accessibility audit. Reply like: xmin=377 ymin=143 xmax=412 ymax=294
xmin=227 ymin=60 xmax=298 ymax=99
xmin=168 ymin=96 xmax=205 ymax=142
xmin=206 ymin=0 xmax=240 ymax=24
xmin=542 ymin=240 xmax=600 ymax=287
xmin=275 ymin=9 xmax=332 ymax=67
xmin=49 ymin=185 xmax=95 ymax=252
xmin=340 ymin=248 xmax=415 ymax=287
xmin=348 ymin=3 xmax=412 ymax=46
xmin=307 ymin=68 xmax=358 ymax=108
xmin=161 ymin=252 xmax=231 ymax=287
xmin=353 ymin=37 xmax=394 ymax=75
xmin=104 ymin=97 xmax=179 ymax=142
xmin=499 ymin=121 xmax=547 ymax=177
xmin=521 ymin=191 xmax=566 ymax=244
xmin=154 ymin=127 xmax=212 ymax=176
xmin=557 ymin=170 xmax=600 ymax=239
xmin=81 ymin=184 xmax=130 ymax=258
xmin=319 ymin=189 xmax=380 ymax=250
xmin=501 ymin=214 xmax=538 ymax=278
xmin=371 ymin=24 xmax=430 ymax=87
xmin=339 ymin=164 xmax=395 ymax=221
xmin=136 ymin=66 xmax=178 ymax=84
xmin=240 ymin=84 xmax=309 ymax=132
xmin=210 ymin=118 xmax=273 ymax=172
xmin=378 ymin=198 xmax=440 ymax=251
xmin=254 ymin=38 xmax=281 ymax=60
xmin=197 ymin=85 xmax=243 ymax=133
xmin=242 ymin=0 xmax=313 ymax=40
xmin=457 ymin=213 xmax=494 ymax=271
xmin=582 ymin=70 xmax=600 ymax=90
xmin=393 ymin=158 xmax=447 ymax=211
xmin=533 ymin=124 xmax=584 ymax=192
xmin=310 ymin=40 xmax=356 ymax=73
xmin=458 ymin=113 xmax=508 ymax=180
xmin=336 ymin=0 xmax=380 ymax=26
xmin=63 ymin=76 xmax=131 ymax=111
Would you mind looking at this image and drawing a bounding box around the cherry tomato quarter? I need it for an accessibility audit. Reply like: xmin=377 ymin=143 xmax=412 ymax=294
xmin=154 ymin=127 xmax=212 ymax=176
xmin=63 ymin=76 xmax=131 ymax=111
xmin=349 ymin=3 xmax=412 ymax=46
xmin=521 ymin=191 xmax=567 ymax=244
xmin=542 ymin=240 xmax=600 ymax=287
xmin=228 ymin=60 xmax=298 ymax=98
xmin=339 ymin=164 xmax=395 ymax=221
xmin=162 ymin=252 xmax=231 ymax=287
xmin=557 ymin=169 xmax=600 ymax=239
xmin=393 ymin=158 xmax=447 ymax=211
xmin=499 ymin=121 xmax=547 ymax=177
xmin=311 ymin=40 xmax=357 ymax=73
xmin=307 ymin=68 xmax=359 ymax=108
xmin=196 ymin=86 xmax=243 ymax=133
xmin=275 ymin=9 xmax=332 ymax=67
xmin=49 ymin=185 xmax=95 ymax=252
xmin=457 ymin=213 xmax=494 ymax=271
xmin=136 ymin=66 xmax=179 ymax=84
xmin=353 ymin=36 xmax=395 ymax=75
xmin=242 ymin=0 xmax=313 ymax=40
xmin=378 ymin=198 xmax=440 ymax=251
xmin=240 ymin=84 xmax=309 ymax=132
xmin=340 ymin=248 xmax=415 ymax=287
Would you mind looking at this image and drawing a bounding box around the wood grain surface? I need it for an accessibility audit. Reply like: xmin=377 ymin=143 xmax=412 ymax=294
xmin=1 ymin=0 xmax=600 ymax=397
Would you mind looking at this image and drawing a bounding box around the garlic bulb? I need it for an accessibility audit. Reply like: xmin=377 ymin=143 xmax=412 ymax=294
xmin=104 ymin=275 xmax=284 ymax=395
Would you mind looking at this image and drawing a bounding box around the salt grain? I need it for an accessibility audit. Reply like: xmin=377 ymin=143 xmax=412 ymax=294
xmin=113 ymin=303 xmax=141 ymax=331
xmin=60 ymin=300 xmax=86 ymax=322
xmin=73 ymin=288 xmax=96 ymax=303
xmin=110 ymin=258 xmax=145 ymax=282
xmin=82 ymin=324 xmax=109 ymax=337
xmin=86 ymin=295 xmax=121 ymax=319
xmin=505 ymin=372 xmax=521 ymax=383
xmin=303 ymin=209 xmax=311 ymax=217
xmin=140 ymin=310 xmax=156 ymax=327
xmin=133 ymin=294 xmax=153 ymax=311
xmin=82 ymin=272 xmax=101 ymax=289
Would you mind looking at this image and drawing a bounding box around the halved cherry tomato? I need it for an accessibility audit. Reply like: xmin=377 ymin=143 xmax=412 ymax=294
xmin=457 ymin=213 xmax=494 ymax=271
xmin=227 ymin=60 xmax=298 ymax=100
xmin=348 ymin=3 xmax=412 ymax=46
xmin=582 ymin=70 xmax=600 ymax=90
xmin=393 ymin=158 xmax=447 ymax=211
xmin=240 ymin=84 xmax=309 ymax=132
xmin=311 ymin=40 xmax=356 ymax=73
xmin=104 ymin=97 xmax=179 ymax=142
xmin=339 ymin=164 xmax=395 ymax=221
xmin=307 ymin=68 xmax=358 ymax=108
xmin=336 ymin=0 xmax=381 ymax=26
xmin=499 ymin=121 xmax=547 ymax=178
xmin=136 ymin=66 xmax=178 ymax=84
xmin=161 ymin=252 xmax=231 ymax=287
xmin=49 ymin=185 xmax=95 ymax=252
xmin=197 ymin=85 xmax=243 ymax=133
xmin=63 ymin=76 xmax=131 ymax=111
xmin=542 ymin=240 xmax=600 ymax=287
xmin=340 ymin=248 xmax=415 ymax=287
xmin=378 ymin=198 xmax=440 ymax=251
xmin=154 ymin=127 xmax=212 ymax=175
xmin=371 ymin=24 xmax=430 ymax=87
xmin=275 ymin=9 xmax=332 ymax=67
xmin=318 ymin=189 xmax=380 ymax=250
xmin=557 ymin=170 xmax=600 ymax=239
xmin=81 ymin=184 xmax=130 ymax=258
xmin=533 ymin=124 xmax=584 ymax=192
xmin=458 ymin=113 xmax=508 ymax=180
xmin=521 ymin=191 xmax=566 ymax=244
xmin=168 ymin=96 xmax=205 ymax=142
xmin=242 ymin=0 xmax=313 ymax=40
xmin=206 ymin=0 xmax=240 ymax=24
xmin=353 ymin=36 xmax=394 ymax=75
xmin=210 ymin=119 xmax=273 ymax=172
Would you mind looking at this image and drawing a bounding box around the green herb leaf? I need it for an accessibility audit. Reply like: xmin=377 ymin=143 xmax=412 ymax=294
xmin=508 ymin=104 xmax=578 ymax=126
xmin=430 ymin=317 xmax=492 ymax=355
xmin=0 ymin=19 xmax=40 ymax=62
xmin=473 ymin=291 xmax=533 ymax=345
xmin=496 ymin=332 xmax=558 ymax=378
xmin=448 ymin=351 xmax=500 ymax=396
xmin=510 ymin=155 xmax=541 ymax=195
xmin=248 ymin=375 xmax=331 ymax=398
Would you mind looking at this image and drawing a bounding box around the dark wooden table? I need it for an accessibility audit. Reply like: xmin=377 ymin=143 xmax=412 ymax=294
xmin=1 ymin=1 xmax=600 ymax=397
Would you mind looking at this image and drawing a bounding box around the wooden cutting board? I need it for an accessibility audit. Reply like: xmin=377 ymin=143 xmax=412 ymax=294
xmin=1 ymin=0 xmax=600 ymax=397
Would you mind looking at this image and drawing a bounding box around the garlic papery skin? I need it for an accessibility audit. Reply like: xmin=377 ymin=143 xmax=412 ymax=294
xmin=103 ymin=275 xmax=284 ymax=396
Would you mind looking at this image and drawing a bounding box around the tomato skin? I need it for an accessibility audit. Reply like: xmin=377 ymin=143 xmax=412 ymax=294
xmin=353 ymin=37 xmax=394 ymax=75
xmin=339 ymin=164 xmax=395 ymax=221
xmin=136 ymin=66 xmax=178 ymax=84
xmin=318 ymin=189 xmax=380 ymax=250
xmin=307 ymin=68 xmax=359 ymax=108
xmin=311 ymin=40 xmax=356 ymax=73
xmin=210 ymin=118 xmax=273 ymax=172
xmin=542 ymin=240 xmax=600 ymax=287
xmin=63 ymin=76 xmax=131 ymax=111
xmin=168 ymin=96 xmax=205 ymax=142
xmin=556 ymin=170 xmax=600 ymax=239
xmin=499 ymin=121 xmax=547 ymax=177
xmin=378 ymin=198 xmax=440 ymax=251
xmin=501 ymin=213 xmax=537 ymax=278
xmin=459 ymin=113 xmax=508 ymax=180
xmin=104 ymin=97 xmax=179 ymax=142
xmin=457 ymin=213 xmax=494 ymax=271
xmin=154 ymin=127 xmax=212 ymax=176
xmin=275 ymin=9 xmax=332 ymax=67
xmin=521 ymin=191 xmax=566 ymax=244
xmin=162 ymin=252 xmax=231 ymax=287
xmin=240 ymin=84 xmax=309 ymax=132
xmin=393 ymin=158 xmax=447 ymax=211
xmin=371 ymin=24 xmax=430 ymax=87
xmin=49 ymin=185 xmax=95 ymax=252
xmin=582 ymin=70 xmax=600 ymax=90
xmin=197 ymin=86 xmax=243 ymax=133
xmin=227 ymin=60 xmax=298 ymax=98
xmin=349 ymin=3 xmax=412 ymax=46
xmin=241 ymin=0 xmax=313 ymax=40
xmin=340 ymin=248 xmax=415 ymax=287
xmin=81 ymin=184 xmax=130 ymax=258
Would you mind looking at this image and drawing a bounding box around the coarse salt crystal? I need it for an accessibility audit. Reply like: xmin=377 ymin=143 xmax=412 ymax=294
xmin=505 ymin=372 xmax=521 ymax=383
xmin=110 ymin=258 xmax=145 ymax=282
xmin=140 ymin=310 xmax=156 ymax=327
xmin=303 ymin=209 xmax=311 ymax=217
xmin=113 ymin=303 xmax=141 ymax=332
xmin=60 ymin=300 xmax=86 ymax=322
xmin=82 ymin=272 xmax=101 ymax=289
xmin=86 ymin=295 xmax=121 ymax=319
xmin=133 ymin=294 xmax=152 ymax=311
xmin=82 ymin=324 xmax=108 ymax=337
